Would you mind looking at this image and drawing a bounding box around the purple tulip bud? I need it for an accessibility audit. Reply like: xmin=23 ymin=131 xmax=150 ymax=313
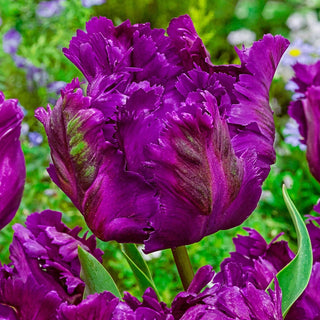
xmin=0 ymin=92 xmax=25 ymax=230
xmin=36 ymin=15 xmax=289 ymax=252
xmin=288 ymin=61 xmax=320 ymax=184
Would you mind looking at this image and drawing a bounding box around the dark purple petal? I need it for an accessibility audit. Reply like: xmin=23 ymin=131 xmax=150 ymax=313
xmin=228 ymin=35 xmax=289 ymax=180
xmin=35 ymin=81 xmax=159 ymax=244
xmin=144 ymin=91 xmax=246 ymax=251
xmin=288 ymin=61 xmax=320 ymax=183
xmin=57 ymin=288 xmax=172 ymax=320
xmin=57 ymin=292 xmax=121 ymax=320
xmin=0 ymin=273 xmax=62 ymax=320
xmin=214 ymin=228 xmax=294 ymax=290
xmin=0 ymin=92 xmax=25 ymax=230
xmin=7 ymin=210 xmax=102 ymax=304
xmin=167 ymin=15 xmax=213 ymax=72
xmin=0 ymin=304 xmax=18 ymax=320
xmin=172 ymin=266 xmax=283 ymax=320
xmin=302 ymin=87 xmax=320 ymax=181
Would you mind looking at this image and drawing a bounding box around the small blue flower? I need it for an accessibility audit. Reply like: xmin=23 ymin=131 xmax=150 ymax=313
xmin=47 ymin=81 xmax=67 ymax=94
xmin=81 ymin=0 xmax=105 ymax=8
xmin=3 ymin=29 xmax=22 ymax=55
xmin=28 ymin=132 xmax=43 ymax=146
xmin=283 ymin=119 xmax=306 ymax=151
xmin=36 ymin=0 xmax=65 ymax=18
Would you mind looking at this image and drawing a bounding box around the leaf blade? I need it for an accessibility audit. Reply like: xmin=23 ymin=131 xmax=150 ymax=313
xmin=78 ymin=245 xmax=121 ymax=298
xmin=278 ymin=185 xmax=313 ymax=316
xmin=121 ymin=243 xmax=160 ymax=298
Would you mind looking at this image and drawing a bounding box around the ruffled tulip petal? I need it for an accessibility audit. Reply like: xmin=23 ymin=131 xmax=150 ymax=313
xmin=167 ymin=15 xmax=213 ymax=72
xmin=0 ymin=274 xmax=62 ymax=320
xmin=172 ymin=265 xmax=283 ymax=320
xmin=57 ymin=292 xmax=121 ymax=320
xmin=0 ymin=92 xmax=25 ymax=229
xmin=7 ymin=210 xmax=102 ymax=304
xmin=229 ymin=35 xmax=289 ymax=179
xmin=35 ymin=80 xmax=159 ymax=244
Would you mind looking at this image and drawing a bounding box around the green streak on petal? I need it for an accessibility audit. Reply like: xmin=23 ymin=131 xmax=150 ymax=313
xmin=70 ymin=141 xmax=87 ymax=157
xmin=67 ymin=116 xmax=82 ymax=135
xmin=69 ymin=132 xmax=84 ymax=147
xmin=84 ymin=165 xmax=95 ymax=177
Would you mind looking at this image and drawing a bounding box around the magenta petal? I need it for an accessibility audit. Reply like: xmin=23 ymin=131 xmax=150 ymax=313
xmin=0 ymin=92 xmax=25 ymax=230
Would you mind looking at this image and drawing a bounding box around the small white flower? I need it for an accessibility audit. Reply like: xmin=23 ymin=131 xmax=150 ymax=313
xmin=227 ymin=29 xmax=256 ymax=46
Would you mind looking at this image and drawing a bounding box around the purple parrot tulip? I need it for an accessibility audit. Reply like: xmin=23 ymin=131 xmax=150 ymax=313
xmin=0 ymin=92 xmax=25 ymax=230
xmin=0 ymin=210 xmax=103 ymax=318
xmin=171 ymin=265 xmax=283 ymax=320
xmin=288 ymin=62 xmax=320 ymax=184
xmin=36 ymin=15 xmax=289 ymax=252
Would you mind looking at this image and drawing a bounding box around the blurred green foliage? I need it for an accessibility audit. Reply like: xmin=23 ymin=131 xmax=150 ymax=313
xmin=0 ymin=0 xmax=320 ymax=304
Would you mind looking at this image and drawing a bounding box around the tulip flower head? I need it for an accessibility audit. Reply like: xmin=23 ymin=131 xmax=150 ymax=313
xmin=288 ymin=61 xmax=320 ymax=183
xmin=0 ymin=92 xmax=25 ymax=230
xmin=36 ymin=15 xmax=289 ymax=252
xmin=0 ymin=210 xmax=103 ymax=319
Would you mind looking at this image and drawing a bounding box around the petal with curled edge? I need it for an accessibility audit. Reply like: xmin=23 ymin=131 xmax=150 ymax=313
xmin=0 ymin=93 xmax=25 ymax=230
xmin=227 ymin=35 xmax=289 ymax=180
xmin=35 ymin=79 xmax=159 ymax=244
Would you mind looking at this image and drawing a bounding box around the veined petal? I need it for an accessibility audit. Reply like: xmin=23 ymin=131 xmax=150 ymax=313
xmin=144 ymin=91 xmax=244 ymax=252
xmin=35 ymin=80 xmax=159 ymax=244
xmin=0 ymin=92 xmax=25 ymax=230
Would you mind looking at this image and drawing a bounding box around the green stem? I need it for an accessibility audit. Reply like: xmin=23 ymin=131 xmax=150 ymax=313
xmin=171 ymin=246 xmax=194 ymax=291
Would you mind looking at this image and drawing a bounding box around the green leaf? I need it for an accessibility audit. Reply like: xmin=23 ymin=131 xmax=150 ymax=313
xmin=276 ymin=185 xmax=313 ymax=316
xmin=121 ymin=243 xmax=160 ymax=298
xmin=78 ymin=246 xmax=121 ymax=299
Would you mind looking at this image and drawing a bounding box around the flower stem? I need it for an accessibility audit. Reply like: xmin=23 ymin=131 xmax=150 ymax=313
xmin=171 ymin=246 xmax=194 ymax=291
